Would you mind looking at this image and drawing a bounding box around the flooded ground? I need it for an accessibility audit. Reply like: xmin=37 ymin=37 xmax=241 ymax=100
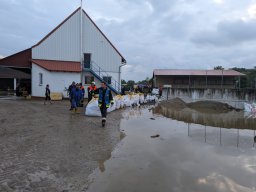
xmin=1 ymin=99 xmax=256 ymax=192
xmin=0 ymin=99 xmax=123 ymax=192
xmin=87 ymin=106 xmax=256 ymax=192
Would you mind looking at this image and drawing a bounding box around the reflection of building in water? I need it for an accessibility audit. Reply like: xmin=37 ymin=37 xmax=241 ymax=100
xmin=154 ymin=104 xmax=256 ymax=130
xmin=123 ymin=108 xmax=143 ymax=120
xmin=187 ymin=123 xmax=256 ymax=148
xmin=154 ymin=104 xmax=256 ymax=148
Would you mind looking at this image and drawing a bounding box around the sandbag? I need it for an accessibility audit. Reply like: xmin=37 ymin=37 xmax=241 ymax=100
xmin=139 ymin=94 xmax=145 ymax=104
xmin=114 ymin=95 xmax=122 ymax=109
xmin=123 ymin=95 xmax=132 ymax=107
xmin=85 ymin=98 xmax=101 ymax=116
xmin=131 ymin=94 xmax=140 ymax=106
xmin=152 ymin=88 xmax=159 ymax=95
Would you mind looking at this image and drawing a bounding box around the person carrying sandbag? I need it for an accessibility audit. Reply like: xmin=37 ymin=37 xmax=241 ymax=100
xmin=97 ymin=81 xmax=114 ymax=127
xmin=87 ymin=81 xmax=97 ymax=103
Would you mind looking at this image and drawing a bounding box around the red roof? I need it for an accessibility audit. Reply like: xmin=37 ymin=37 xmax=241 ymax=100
xmin=0 ymin=48 xmax=31 ymax=68
xmin=32 ymin=59 xmax=81 ymax=72
xmin=153 ymin=69 xmax=245 ymax=76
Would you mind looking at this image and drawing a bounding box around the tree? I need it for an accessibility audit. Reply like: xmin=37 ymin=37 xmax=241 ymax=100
xmin=232 ymin=67 xmax=256 ymax=88
xmin=214 ymin=66 xmax=224 ymax=70
xmin=137 ymin=77 xmax=153 ymax=85
xmin=121 ymin=79 xmax=126 ymax=85
xmin=126 ymin=80 xmax=135 ymax=88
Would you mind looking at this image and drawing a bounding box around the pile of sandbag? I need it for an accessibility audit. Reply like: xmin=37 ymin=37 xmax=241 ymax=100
xmin=85 ymin=94 xmax=159 ymax=116
xmin=151 ymin=88 xmax=159 ymax=95
xmin=244 ymin=102 xmax=256 ymax=113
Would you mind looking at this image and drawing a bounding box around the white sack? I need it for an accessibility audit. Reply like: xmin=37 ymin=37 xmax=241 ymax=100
xmin=85 ymin=99 xmax=101 ymax=117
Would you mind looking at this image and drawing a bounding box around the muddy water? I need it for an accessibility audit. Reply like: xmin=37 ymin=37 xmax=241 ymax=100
xmin=154 ymin=103 xmax=256 ymax=130
xmin=86 ymin=107 xmax=256 ymax=192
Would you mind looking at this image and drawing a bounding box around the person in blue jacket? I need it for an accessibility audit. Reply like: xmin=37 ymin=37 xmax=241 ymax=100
xmin=71 ymin=84 xmax=82 ymax=112
xmin=97 ymin=81 xmax=114 ymax=127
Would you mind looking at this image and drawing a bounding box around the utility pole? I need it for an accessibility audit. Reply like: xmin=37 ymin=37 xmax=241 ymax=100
xmin=80 ymin=0 xmax=83 ymax=84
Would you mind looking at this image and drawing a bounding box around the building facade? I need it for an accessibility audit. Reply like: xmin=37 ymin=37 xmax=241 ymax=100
xmin=153 ymin=69 xmax=245 ymax=89
xmin=0 ymin=7 xmax=126 ymax=97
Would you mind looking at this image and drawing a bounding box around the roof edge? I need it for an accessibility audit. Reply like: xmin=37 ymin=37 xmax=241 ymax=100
xmin=0 ymin=48 xmax=31 ymax=61
xmin=32 ymin=58 xmax=80 ymax=63
xmin=31 ymin=7 xmax=126 ymax=63
xmin=31 ymin=59 xmax=81 ymax=73
xmin=83 ymin=10 xmax=126 ymax=62
xmin=32 ymin=7 xmax=80 ymax=48
xmin=153 ymin=69 xmax=245 ymax=76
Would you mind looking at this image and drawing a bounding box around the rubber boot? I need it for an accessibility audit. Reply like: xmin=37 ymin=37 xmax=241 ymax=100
xmin=102 ymin=118 xmax=106 ymax=127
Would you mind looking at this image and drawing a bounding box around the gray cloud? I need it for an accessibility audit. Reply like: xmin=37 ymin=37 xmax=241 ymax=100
xmin=191 ymin=19 xmax=256 ymax=47
xmin=0 ymin=0 xmax=256 ymax=81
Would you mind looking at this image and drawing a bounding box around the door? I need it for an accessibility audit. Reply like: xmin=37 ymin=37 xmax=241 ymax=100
xmin=84 ymin=53 xmax=91 ymax=69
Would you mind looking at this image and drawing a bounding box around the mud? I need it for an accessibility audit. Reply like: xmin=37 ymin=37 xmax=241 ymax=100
xmin=0 ymin=99 xmax=123 ymax=192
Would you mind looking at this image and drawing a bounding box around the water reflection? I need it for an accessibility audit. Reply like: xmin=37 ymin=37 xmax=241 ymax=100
xmin=87 ymin=108 xmax=256 ymax=192
xmin=153 ymin=104 xmax=256 ymax=130
xmin=187 ymin=123 xmax=256 ymax=148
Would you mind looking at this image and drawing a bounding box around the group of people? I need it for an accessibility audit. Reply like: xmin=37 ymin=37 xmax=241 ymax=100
xmin=67 ymin=81 xmax=113 ymax=127
xmin=68 ymin=82 xmax=85 ymax=111
xmin=44 ymin=81 xmax=114 ymax=127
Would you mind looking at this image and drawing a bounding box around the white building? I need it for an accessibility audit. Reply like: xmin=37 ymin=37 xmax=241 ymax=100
xmin=0 ymin=7 xmax=126 ymax=98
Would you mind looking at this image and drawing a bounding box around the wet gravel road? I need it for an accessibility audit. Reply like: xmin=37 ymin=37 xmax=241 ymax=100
xmin=0 ymin=99 xmax=123 ymax=192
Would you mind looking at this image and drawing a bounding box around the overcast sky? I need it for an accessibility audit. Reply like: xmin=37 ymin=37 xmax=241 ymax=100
xmin=1 ymin=0 xmax=256 ymax=81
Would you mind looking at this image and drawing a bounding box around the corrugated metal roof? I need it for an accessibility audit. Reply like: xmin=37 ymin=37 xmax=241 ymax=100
xmin=32 ymin=59 xmax=81 ymax=72
xmin=153 ymin=69 xmax=245 ymax=76
xmin=0 ymin=66 xmax=31 ymax=79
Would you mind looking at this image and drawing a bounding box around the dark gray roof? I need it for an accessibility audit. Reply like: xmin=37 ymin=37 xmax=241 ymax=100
xmin=0 ymin=66 xmax=31 ymax=79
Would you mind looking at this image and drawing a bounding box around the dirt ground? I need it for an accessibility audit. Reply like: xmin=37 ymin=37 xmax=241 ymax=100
xmin=0 ymin=99 xmax=123 ymax=192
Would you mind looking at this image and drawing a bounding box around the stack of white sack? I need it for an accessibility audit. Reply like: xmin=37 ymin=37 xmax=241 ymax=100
xmin=85 ymin=94 xmax=159 ymax=116
xmin=145 ymin=95 xmax=159 ymax=103
xmin=115 ymin=95 xmax=125 ymax=109
xmin=151 ymin=88 xmax=159 ymax=95
xmin=244 ymin=102 xmax=256 ymax=113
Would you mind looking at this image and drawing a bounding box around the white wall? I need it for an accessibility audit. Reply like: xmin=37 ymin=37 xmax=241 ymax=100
xmin=162 ymin=88 xmax=248 ymax=109
xmin=83 ymin=12 xmax=122 ymax=74
xmin=32 ymin=10 xmax=80 ymax=61
xmin=32 ymin=64 xmax=80 ymax=97
xmin=32 ymin=9 xmax=124 ymax=87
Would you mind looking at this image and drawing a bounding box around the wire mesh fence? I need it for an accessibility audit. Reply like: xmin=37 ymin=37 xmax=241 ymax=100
xmin=187 ymin=123 xmax=256 ymax=148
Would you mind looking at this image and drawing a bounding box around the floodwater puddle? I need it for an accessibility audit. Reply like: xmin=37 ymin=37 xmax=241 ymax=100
xmin=86 ymin=106 xmax=256 ymax=192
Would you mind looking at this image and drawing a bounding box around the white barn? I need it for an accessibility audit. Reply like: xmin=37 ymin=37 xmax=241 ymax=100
xmin=0 ymin=7 xmax=126 ymax=98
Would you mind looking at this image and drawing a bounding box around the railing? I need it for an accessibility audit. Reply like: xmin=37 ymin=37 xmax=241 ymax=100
xmin=86 ymin=60 xmax=121 ymax=93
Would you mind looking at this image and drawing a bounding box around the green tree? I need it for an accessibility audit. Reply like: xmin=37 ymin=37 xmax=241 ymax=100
xmin=137 ymin=77 xmax=153 ymax=85
xmin=214 ymin=66 xmax=224 ymax=70
xmin=121 ymin=79 xmax=126 ymax=85
xmin=232 ymin=67 xmax=256 ymax=88
xmin=126 ymin=80 xmax=135 ymax=88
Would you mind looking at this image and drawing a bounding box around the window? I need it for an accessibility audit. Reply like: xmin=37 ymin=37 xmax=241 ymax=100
xmin=84 ymin=53 xmax=91 ymax=69
xmin=103 ymin=76 xmax=111 ymax=84
xmin=39 ymin=73 xmax=43 ymax=86
xmin=84 ymin=76 xmax=94 ymax=84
